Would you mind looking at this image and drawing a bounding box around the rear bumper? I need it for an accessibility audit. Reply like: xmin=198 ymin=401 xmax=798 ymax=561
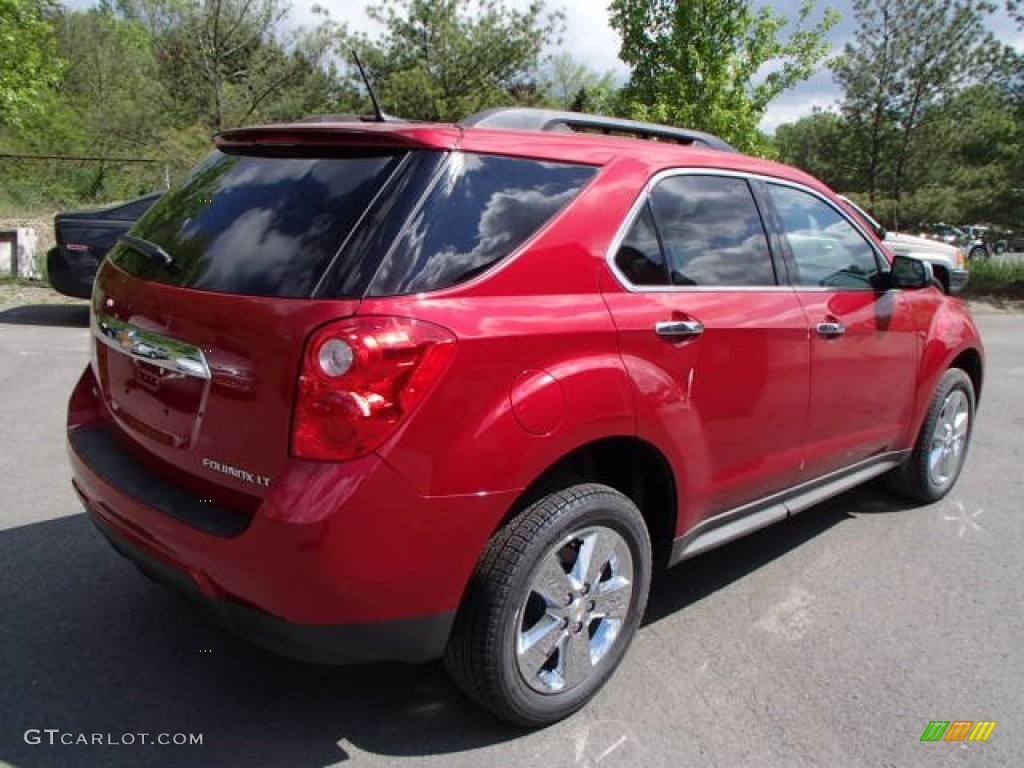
xmin=87 ymin=503 xmax=453 ymax=664
xmin=68 ymin=366 xmax=518 ymax=664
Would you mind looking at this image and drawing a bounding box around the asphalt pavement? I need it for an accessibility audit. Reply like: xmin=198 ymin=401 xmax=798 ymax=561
xmin=1 ymin=300 xmax=1021 ymax=768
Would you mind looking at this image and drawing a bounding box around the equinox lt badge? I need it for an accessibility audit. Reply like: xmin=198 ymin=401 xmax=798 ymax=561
xmin=201 ymin=457 xmax=272 ymax=488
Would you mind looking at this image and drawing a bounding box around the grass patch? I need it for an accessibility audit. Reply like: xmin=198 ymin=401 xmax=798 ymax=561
xmin=966 ymin=258 xmax=1024 ymax=297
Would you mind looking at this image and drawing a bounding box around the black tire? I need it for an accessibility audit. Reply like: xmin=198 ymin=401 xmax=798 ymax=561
xmin=994 ymin=242 xmax=1007 ymax=255
xmin=444 ymin=483 xmax=652 ymax=726
xmin=969 ymin=245 xmax=987 ymax=260
xmin=887 ymin=369 xmax=975 ymax=503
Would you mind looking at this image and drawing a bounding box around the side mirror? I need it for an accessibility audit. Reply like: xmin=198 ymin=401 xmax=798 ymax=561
xmin=890 ymin=254 xmax=935 ymax=289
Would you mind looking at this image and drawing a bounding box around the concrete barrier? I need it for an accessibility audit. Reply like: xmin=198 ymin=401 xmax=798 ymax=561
xmin=0 ymin=228 xmax=42 ymax=279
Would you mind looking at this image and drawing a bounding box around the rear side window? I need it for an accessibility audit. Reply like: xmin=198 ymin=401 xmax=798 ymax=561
xmin=369 ymin=153 xmax=596 ymax=295
xmin=110 ymin=150 xmax=405 ymax=297
xmin=615 ymin=205 xmax=667 ymax=285
xmin=647 ymin=175 xmax=776 ymax=287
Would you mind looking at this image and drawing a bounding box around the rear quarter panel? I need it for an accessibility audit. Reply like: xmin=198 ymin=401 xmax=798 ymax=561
xmin=357 ymin=158 xmax=655 ymax=497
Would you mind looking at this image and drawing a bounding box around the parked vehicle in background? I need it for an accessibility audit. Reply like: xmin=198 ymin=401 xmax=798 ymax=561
xmin=922 ymin=222 xmax=963 ymax=245
xmin=46 ymin=192 xmax=161 ymax=298
xmin=991 ymin=230 xmax=1024 ymax=254
xmin=67 ymin=108 xmax=984 ymax=726
xmin=921 ymin=222 xmax=987 ymax=260
xmin=962 ymin=225 xmax=991 ymax=242
xmin=841 ymin=198 xmax=969 ymax=294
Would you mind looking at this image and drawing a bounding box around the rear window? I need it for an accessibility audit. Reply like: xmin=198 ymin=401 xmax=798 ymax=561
xmin=368 ymin=153 xmax=597 ymax=295
xmin=110 ymin=150 xmax=405 ymax=297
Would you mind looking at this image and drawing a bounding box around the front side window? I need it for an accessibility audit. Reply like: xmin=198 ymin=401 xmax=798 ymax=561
xmin=768 ymin=184 xmax=881 ymax=289
xmin=647 ymin=175 xmax=776 ymax=287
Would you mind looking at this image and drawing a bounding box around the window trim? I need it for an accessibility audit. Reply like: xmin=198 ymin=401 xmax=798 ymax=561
xmin=606 ymin=169 xmax=890 ymax=293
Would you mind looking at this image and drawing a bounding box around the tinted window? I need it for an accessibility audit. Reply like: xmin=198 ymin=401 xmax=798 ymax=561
xmin=615 ymin=205 xmax=667 ymax=285
xmin=370 ymin=153 xmax=596 ymax=295
xmin=768 ymin=184 xmax=881 ymax=289
xmin=648 ymin=175 xmax=775 ymax=287
xmin=111 ymin=150 xmax=405 ymax=297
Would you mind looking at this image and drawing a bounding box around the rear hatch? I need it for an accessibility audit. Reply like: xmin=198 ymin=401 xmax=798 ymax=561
xmin=90 ymin=138 xmax=432 ymax=506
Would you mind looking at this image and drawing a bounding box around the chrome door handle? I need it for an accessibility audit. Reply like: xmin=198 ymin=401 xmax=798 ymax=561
xmin=816 ymin=321 xmax=846 ymax=338
xmin=655 ymin=320 xmax=704 ymax=339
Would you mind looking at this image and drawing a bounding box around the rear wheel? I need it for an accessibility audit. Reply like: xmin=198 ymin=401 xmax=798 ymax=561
xmin=969 ymin=245 xmax=988 ymax=260
xmin=444 ymin=483 xmax=652 ymax=726
xmin=888 ymin=369 xmax=975 ymax=502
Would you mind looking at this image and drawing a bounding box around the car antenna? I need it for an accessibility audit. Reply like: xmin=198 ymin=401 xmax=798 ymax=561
xmin=352 ymin=51 xmax=387 ymax=123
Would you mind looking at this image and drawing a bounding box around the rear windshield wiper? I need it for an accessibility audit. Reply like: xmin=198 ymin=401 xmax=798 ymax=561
xmin=118 ymin=235 xmax=177 ymax=271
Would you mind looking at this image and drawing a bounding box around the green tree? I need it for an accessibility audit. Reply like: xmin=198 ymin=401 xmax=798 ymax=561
xmin=339 ymin=0 xmax=565 ymax=121
xmin=118 ymin=0 xmax=342 ymax=128
xmin=831 ymin=0 xmax=901 ymax=203
xmin=0 ymin=0 xmax=65 ymax=127
xmin=539 ymin=52 xmax=618 ymax=111
xmin=834 ymin=0 xmax=996 ymax=223
xmin=774 ymin=109 xmax=859 ymax=190
xmin=916 ymin=84 xmax=1022 ymax=226
xmin=609 ymin=0 xmax=839 ymax=153
xmin=47 ymin=7 xmax=172 ymax=198
xmin=58 ymin=8 xmax=169 ymax=151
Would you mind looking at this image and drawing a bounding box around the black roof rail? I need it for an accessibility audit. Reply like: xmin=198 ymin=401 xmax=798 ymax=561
xmin=461 ymin=107 xmax=736 ymax=153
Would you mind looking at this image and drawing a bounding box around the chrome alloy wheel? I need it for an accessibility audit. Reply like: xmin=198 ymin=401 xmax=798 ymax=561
xmin=514 ymin=525 xmax=635 ymax=695
xmin=927 ymin=389 xmax=970 ymax=490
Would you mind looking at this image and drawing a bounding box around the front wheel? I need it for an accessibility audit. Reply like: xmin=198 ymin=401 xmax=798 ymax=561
xmin=887 ymin=368 xmax=976 ymax=503
xmin=444 ymin=484 xmax=652 ymax=726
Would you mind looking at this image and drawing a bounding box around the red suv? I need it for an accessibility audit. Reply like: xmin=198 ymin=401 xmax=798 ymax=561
xmin=67 ymin=108 xmax=983 ymax=725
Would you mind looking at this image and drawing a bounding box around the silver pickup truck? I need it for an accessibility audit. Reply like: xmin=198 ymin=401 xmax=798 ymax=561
xmin=841 ymin=197 xmax=969 ymax=295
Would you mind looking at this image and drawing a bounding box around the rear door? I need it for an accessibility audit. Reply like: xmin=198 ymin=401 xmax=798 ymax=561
xmin=602 ymin=172 xmax=810 ymax=525
xmin=762 ymin=181 xmax=918 ymax=479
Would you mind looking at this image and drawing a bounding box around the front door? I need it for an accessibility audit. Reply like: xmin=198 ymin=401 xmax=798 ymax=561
xmin=762 ymin=181 xmax=918 ymax=479
xmin=602 ymin=173 xmax=810 ymax=531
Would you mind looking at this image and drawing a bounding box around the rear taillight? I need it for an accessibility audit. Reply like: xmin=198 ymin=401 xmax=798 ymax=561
xmin=292 ymin=316 xmax=457 ymax=460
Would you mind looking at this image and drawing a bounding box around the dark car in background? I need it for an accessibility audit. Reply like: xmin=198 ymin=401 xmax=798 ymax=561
xmin=46 ymin=192 xmax=161 ymax=298
xmin=991 ymin=230 xmax=1024 ymax=254
xmin=921 ymin=222 xmax=988 ymax=259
